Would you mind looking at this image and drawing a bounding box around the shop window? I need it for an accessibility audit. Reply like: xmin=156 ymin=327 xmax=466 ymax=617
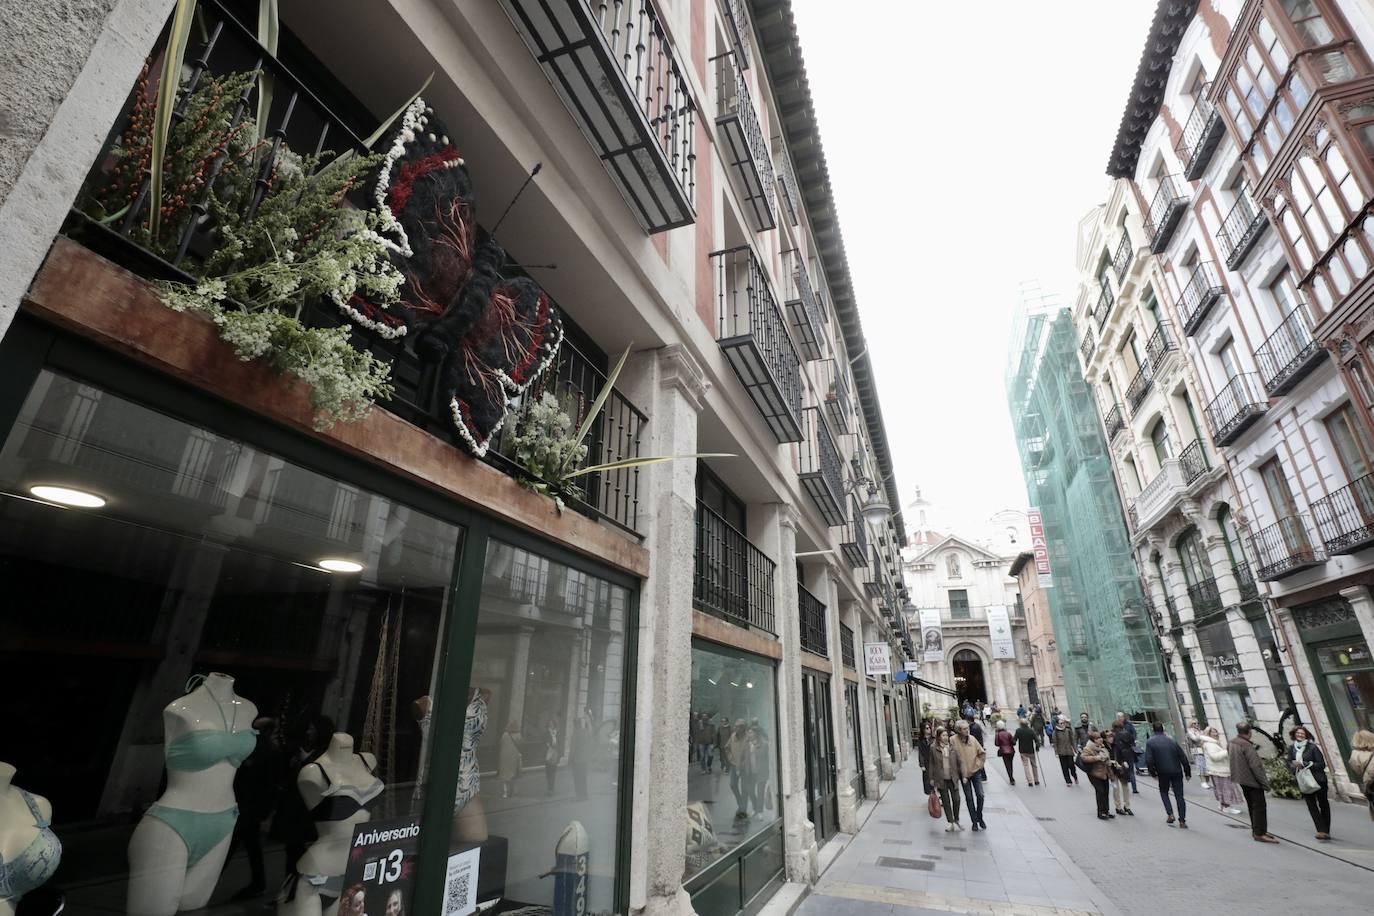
xmin=683 ymin=642 xmax=780 ymax=882
xmin=0 ymin=370 xmax=462 ymax=912
xmin=948 ymin=589 xmax=971 ymax=620
xmin=1313 ymin=640 xmax=1374 ymax=746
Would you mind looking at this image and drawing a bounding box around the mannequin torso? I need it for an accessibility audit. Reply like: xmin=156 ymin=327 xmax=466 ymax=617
xmin=0 ymin=762 xmax=60 ymax=915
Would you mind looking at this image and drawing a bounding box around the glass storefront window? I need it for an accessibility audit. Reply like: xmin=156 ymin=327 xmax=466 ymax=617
xmin=0 ymin=370 xmax=460 ymax=913
xmin=1314 ymin=641 xmax=1374 ymax=748
xmin=444 ymin=539 xmax=631 ymax=914
xmin=684 ymin=642 xmax=779 ymax=879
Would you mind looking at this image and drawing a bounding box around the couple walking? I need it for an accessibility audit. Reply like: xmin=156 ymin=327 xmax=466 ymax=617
xmin=993 ymin=718 xmax=1041 ymax=785
xmin=926 ymin=720 xmax=990 ymax=832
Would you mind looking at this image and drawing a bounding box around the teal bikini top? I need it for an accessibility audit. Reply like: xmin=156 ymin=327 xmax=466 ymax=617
xmin=165 ymin=675 xmax=257 ymax=771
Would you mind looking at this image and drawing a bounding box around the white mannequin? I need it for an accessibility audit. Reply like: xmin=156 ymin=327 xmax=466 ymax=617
xmin=0 ymin=762 xmax=59 ymax=916
xmin=279 ymin=733 xmax=381 ymax=916
xmin=127 ymin=673 xmax=258 ymax=916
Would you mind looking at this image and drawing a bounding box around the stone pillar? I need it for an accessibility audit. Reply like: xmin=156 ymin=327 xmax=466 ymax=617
xmin=619 ymin=346 xmax=706 ymax=916
xmin=1341 ymin=585 xmax=1374 ymax=657
xmin=849 ymin=605 xmax=881 ymax=799
xmin=1199 ymin=522 xmax=1280 ymax=723
xmin=867 ymin=620 xmax=895 ymax=779
xmin=753 ymin=502 xmax=816 ymax=884
xmin=823 ymin=566 xmax=859 ymax=834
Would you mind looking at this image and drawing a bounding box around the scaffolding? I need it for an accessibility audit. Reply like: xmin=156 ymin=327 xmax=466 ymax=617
xmin=1005 ymin=287 xmax=1170 ymax=724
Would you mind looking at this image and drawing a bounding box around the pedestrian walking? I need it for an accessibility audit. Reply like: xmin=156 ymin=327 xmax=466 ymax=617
xmin=1016 ymin=704 xmax=1027 ymax=719
xmin=1287 ymin=726 xmax=1332 ymax=840
xmin=1112 ymin=713 xmax=1140 ymax=795
xmin=917 ymin=719 xmax=935 ymax=795
xmin=994 ymin=720 xmax=1017 ymax=784
xmin=967 ymin=716 xmax=985 ymax=746
xmin=1348 ymin=729 xmax=1374 ymax=820
xmin=927 ymin=727 xmax=964 ymax=832
xmin=1030 ymin=708 xmax=1046 ymax=750
xmin=1015 ymin=717 xmax=1041 ymax=786
xmin=1186 ymin=719 xmax=1210 ymax=790
xmin=952 ymin=719 xmax=988 ymax=831
xmin=1143 ymin=722 xmax=1190 ymax=826
xmin=1107 ymin=729 xmax=1136 ymax=815
xmin=694 ymin=714 xmax=717 ymax=774
xmin=1052 ymin=715 xmax=1078 ymax=786
xmin=1229 ymin=722 xmax=1277 ymax=843
xmin=1074 ymin=712 xmax=1093 ymax=749
xmin=1198 ymin=725 xmax=1242 ymax=813
xmin=1079 ymin=731 xmax=1113 ymax=820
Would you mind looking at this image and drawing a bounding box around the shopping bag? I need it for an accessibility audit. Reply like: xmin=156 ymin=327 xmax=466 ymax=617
xmin=927 ymin=790 xmax=943 ymax=819
xmin=1296 ymin=763 xmax=1321 ymax=795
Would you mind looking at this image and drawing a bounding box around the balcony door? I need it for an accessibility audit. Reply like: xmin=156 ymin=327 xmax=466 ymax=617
xmin=1177 ymin=528 xmax=1213 ymax=612
xmin=1324 ymin=403 xmax=1374 ymax=530
xmin=1150 ymin=418 xmax=1172 ymax=468
xmin=1260 ymin=457 xmax=1308 ymax=556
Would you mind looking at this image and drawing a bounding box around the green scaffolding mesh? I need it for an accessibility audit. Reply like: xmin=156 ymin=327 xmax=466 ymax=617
xmin=1005 ymin=295 xmax=1170 ymax=724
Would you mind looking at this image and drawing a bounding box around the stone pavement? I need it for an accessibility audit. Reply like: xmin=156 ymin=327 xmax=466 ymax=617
xmin=796 ymin=757 xmax=1120 ymax=916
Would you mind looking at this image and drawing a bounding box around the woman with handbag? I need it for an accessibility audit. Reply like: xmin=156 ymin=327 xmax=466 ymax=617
xmin=1079 ymin=731 xmax=1113 ymax=821
xmin=1103 ymin=730 xmax=1133 ymax=816
xmin=927 ymin=728 xmax=964 ymax=832
xmin=1287 ymin=726 xmax=1331 ymax=840
xmin=994 ymin=721 xmax=1017 ymax=784
xmin=1348 ymin=729 xmax=1374 ymax=820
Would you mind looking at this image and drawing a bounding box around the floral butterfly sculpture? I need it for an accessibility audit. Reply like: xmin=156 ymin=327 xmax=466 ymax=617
xmin=340 ymin=98 xmax=562 ymax=456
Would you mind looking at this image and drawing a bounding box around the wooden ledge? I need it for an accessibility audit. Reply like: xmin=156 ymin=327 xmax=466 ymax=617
xmin=691 ymin=609 xmax=781 ymax=659
xmin=23 ymin=238 xmax=649 ymax=579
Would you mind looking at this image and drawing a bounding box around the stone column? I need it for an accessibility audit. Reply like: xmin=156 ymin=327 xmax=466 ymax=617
xmin=618 ymin=346 xmax=706 ymax=916
xmin=753 ymin=501 xmax=816 ymax=883
xmin=823 ymin=565 xmax=859 ymax=834
xmin=867 ymin=620 xmax=895 ymax=779
xmin=1341 ymin=585 xmax=1374 ymax=657
xmin=849 ymin=604 xmax=881 ymax=799
xmin=1199 ymin=522 xmax=1280 ymax=723
xmin=1162 ymin=557 xmax=1222 ymax=726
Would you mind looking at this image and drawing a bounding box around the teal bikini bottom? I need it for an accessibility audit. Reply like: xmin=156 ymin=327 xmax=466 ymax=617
xmin=145 ymin=804 xmax=239 ymax=866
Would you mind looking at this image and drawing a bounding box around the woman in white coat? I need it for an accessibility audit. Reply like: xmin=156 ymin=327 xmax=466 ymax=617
xmin=1199 ymin=725 xmax=1242 ymax=813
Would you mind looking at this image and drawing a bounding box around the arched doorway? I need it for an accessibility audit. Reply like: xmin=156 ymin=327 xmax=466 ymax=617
xmin=952 ymin=648 xmax=986 ymax=707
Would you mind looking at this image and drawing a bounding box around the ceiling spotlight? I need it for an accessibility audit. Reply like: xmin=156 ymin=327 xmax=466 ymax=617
xmin=29 ymin=485 xmax=106 ymax=508
xmin=317 ymin=558 xmax=364 ymax=574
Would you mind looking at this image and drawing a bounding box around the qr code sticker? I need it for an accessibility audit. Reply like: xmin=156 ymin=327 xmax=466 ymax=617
xmin=363 ymin=860 xmax=378 ymax=881
xmin=444 ymin=872 xmax=471 ymax=915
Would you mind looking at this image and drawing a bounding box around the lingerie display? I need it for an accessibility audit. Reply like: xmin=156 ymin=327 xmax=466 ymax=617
xmin=0 ymin=790 xmax=61 ymax=903
xmin=283 ymin=752 xmax=383 ymax=909
xmin=454 ymin=693 xmax=489 ymax=812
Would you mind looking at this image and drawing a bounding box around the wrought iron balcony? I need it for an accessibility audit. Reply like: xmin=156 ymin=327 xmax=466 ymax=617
xmin=1312 ymin=472 xmax=1374 ymax=554
xmin=799 ymin=584 xmax=828 ymax=656
xmin=1179 ymin=438 xmax=1208 ymax=485
xmin=1080 ymin=332 xmax=1096 ymax=365
xmin=840 ymin=622 xmax=856 ymax=669
xmin=1095 ymin=280 xmax=1114 ymax=331
xmin=1233 ymin=562 xmax=1259 ymax=601
xmin=711 ymin=245 xmax=803 ymax=442
xmin=1147 ymin=174 xmax=1189 ymax=252
xmin=776 ymin=156 xmax=801 ymax=227
xmin=1112 ymin=232 xmax=1133 ymax=283
xmin=1134 ymin=458 xmax=1186 ymax=531
xmin=1255 ymin=304 xmax=1327 ymax=395
xmin=1204 ymin=373 xmax=1267 ymax=446
xmin=1253 ymin=515 xmax=1325 ymax=581
xmin=1179 ymin=261 xmax=1224 ymax=335
xmin=1104 ymin=403 xmax=1126 ymax=440
xmin=823 ymin=358 xmax=851 ymax=433
xmin=723 ymin=0 xmax=752 ymax=69
xmin=799 ymin=407 xmax=845 ymax=526
xmin=715 ymin=50 xmax=776 ymax=232
xmin=839 ymin=497 xmax=869 ymax=568
xmin=1217 ymin=183 xmax=1267 ymax=270
xmin=863 ymin=547 xmax=886 ymax=598
xmin=1145 ymin=321 xmax=1176 ymax=372
xmin=694 ymin=499 xmax=776 ymax=632
xmin=1187 ymin=576 xmax=1222 ymax=615
xmin=1126 ymin=362 xmax=1153 ymax=415
xmin=502 ymin=0 xmax=696 ymax=232
xmin=782 ymin=249 xmax=823 ymax=361
xmin=1177 ymin=84 xmax=1224 ymax=180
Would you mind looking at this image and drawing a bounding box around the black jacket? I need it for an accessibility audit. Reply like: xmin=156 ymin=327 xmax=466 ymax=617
xmin=1144 ymin=733 xmax=1191 ymax=778
xmin=1014 ymin=726 xmax=1038 ymax=754
xmin=1287 ymin=741 xmax=1328 ymax=788
xmin=1073 ymin=721 xmax=1093 ymax=748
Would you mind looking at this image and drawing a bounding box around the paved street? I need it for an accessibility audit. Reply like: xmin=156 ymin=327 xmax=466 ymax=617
xmin=798 ymin=746 xmax=1372 ymax=916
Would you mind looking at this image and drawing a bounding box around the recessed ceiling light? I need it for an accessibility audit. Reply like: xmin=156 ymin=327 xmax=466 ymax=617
xmin=29 ymin=485 xmax=106 ymax=508
xmin=317 ymin=558 xmax=364 ymax=573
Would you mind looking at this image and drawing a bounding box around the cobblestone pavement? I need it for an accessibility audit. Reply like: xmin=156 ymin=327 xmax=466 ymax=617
xmin=799 ymin=745 xmax=1373 ymax=916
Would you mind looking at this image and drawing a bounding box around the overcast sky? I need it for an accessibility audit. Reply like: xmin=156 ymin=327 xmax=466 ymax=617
xmin=791 ymin=0 xmax=1158 ymax=533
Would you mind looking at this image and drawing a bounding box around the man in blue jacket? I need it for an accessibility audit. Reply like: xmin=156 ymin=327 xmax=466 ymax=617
xmin=1143 ymin=722 xmax=1192 ymax=827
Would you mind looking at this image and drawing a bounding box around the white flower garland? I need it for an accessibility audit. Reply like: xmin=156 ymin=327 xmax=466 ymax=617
xmin=451 ymin=318 xmax=565 ymax=458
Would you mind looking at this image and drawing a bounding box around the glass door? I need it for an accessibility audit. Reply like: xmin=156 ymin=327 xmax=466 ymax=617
xmin=844 ymin=681 xmax=864 ymax=800
xmin=801 ymin=672 xmax=837 ymax=843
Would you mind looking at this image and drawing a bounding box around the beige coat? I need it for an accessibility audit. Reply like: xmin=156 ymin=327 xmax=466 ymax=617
xmin=953 ymin=733 xmax=986 ymax=777
xmin=1199 ymin=734 xmax=1230 ymax=778
xmin=927 ymin=741 xmax=963 ymax=783
xmin=1078 ymin=740 xmax=1110 ymax=781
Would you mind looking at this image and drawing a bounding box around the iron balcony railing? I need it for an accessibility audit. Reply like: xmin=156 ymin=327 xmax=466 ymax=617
xmin=776 ymin=155 xmax=801 ymax=227
xmin=711 ymin=245 xmax=804 ymax=442
xmin=1217 ymin=183 xmax=1267 ymax=270
xmin=723 ymin=0 xmax=752 ymax=68
xmin=1177 ymin=83 xmax=1225 ymax=179
xmin=782 ymin=249 xmax=823 ymax=360
xmin=1164 ymin=595 xmax=1181 ymax=629
xmin=71 ymin=0 xmax=652 ymax=535
xmin=862 ymin=546 xmax=886 ymax=598
xmin=1179 ymin=261 xmax=1225 ymax=335
xmin=1147 ymin=174 xmax=1189 ymax=252
xmin=1312 ymin=472 xmax=1374 ymax=554
xmin=1080 ymin=332 xmax=1096 ymax=365
xmin=1233 ymin=561 xmax=1259 ymax=601
xmin=694 ymin=500 xmax=776 ymax=633
xmin=1145 ymin=321 xmax=1176 ymax=371
xmin=840 ymin=622 xmax=857 ymax=669
xmin=1255 ymin=304 xmax=1327 ymax=395
xmin=714 ymin=50 xmax=776 ymax=232
xmin=1253 ymin=515 xmax=1325 ymax=581
xmin=1179 ymin=438 xmax=1208 ymax=485
xmin=1126 ymin=362 xmax=1154 ymax=415
xmin=502 ymin=0 xmax=696 ymax=231
xmin=1095 ymin=280 xmax=1114 ymax=330
xmin=839 ymin=497 xmax=869 ymax=568
xmin=823 ymin=358 xmax=852 ymax=433
xmin=799 ymin=407 xmax=845 ymax=527
xmin=1204 ymin=373 xmax=1267 ymax=446
xmin=799 ymin=584 xmax=828 ymax=656
xmin=1187 ymin=576 xmax=1222 ymax=615
xmin=1113 ymin=232 xmax=1133 ymax=283
xmin=1104 ymin=403 xmax=1126 ymax=440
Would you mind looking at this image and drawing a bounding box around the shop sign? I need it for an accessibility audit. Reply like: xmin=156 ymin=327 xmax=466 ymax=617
xmin=987 ymin=605 xmax=1015 ymax=659
xmin=919 ymin=607 xmax=943 ymax=662
xmin=1028 ymin=507 xmax=1053 ymax=588
xmin=904 ymin=661 xmax=920 ymax=673
xmin=1196 ymin=621 xmax=1246 ymax=689
xmin=864 ymin=642 xmax=892 ymax=676
xmin=343 ymin=816 xmax=424 ymax=914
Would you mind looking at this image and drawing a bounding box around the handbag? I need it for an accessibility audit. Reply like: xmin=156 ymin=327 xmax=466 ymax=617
xmin=1296 ymin=763 xmax=1321 ymax=795
xmin=927 ymin=789 xmax=943 ymax=819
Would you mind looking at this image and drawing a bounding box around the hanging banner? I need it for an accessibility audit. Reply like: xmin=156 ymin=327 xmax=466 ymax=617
xmin=1028 ymin=507 xmax=1054 ymax=588
xmin=919 ymin=608 xmax=944 ymax=662
xmin=864 ymin=642 xmax=892 ymax=676
xmin=987 ymin=605 xmax=1015 ymax=659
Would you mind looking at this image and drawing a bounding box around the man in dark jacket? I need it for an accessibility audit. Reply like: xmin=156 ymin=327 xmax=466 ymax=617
xmin=1051 ymin=716 xmax=1078 ymax=786
xmin=1143 ymin=722 xmax=1191 ymax=827
xmin=1014 ymin=718 xmax=1041 ymax=786
xmin=1230 ymin=723 xmax=1278 ymax=843
xmin=1112 ymin=712 xmax=1140 ymax=795
xmin=1073 ymin=712 xmax=1093 ymax=750
xmin=1030 ymin=708 xmax=1046 ymax=750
